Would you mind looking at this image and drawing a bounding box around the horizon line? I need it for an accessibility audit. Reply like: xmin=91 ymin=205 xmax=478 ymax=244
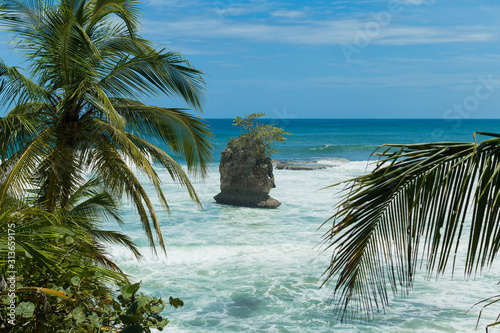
xmin=201 ymin=117 xmax=500 ymax=120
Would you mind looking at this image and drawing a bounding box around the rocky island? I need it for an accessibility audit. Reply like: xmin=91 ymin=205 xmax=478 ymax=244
xmin=214 ymin=113 xmax=289 ymax=208
xmin=214 ymin=140 xmax=280 ymax=208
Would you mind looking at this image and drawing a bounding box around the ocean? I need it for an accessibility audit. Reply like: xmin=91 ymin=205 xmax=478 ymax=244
xmin=107 ymin=119 xmax=500 ymax=332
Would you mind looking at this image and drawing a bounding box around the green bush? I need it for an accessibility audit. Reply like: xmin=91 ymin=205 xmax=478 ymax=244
xmin=231 ymin=113 xmax=290 ymax=157
xmin=0 ymin=203 xmax=182 ymax=332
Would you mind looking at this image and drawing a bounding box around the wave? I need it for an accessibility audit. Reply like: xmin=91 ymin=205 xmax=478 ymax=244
xmin=308 ymin=144 xmax=379 ymax=152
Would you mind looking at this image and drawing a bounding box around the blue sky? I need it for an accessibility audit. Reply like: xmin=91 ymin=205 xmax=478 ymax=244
xmin=2 ymin=0 xmax=500 ymax=119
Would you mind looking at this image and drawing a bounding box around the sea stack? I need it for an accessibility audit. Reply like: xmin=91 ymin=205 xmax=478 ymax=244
xmin=214 ymin=139 xmax=281 ymax=208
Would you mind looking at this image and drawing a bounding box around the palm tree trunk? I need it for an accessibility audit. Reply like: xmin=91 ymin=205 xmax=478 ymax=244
xmin=42 ymin=121 xmax=78 ymax=212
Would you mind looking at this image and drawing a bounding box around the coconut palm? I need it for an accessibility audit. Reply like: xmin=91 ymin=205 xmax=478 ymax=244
xmin=0 ymin=0 xmax=212 ymax=252
xmin=322 ymin=133 xmax=500 ymax=323
xmin=0 ymin=185 xmax=149 ymax=332
xmin=0 ymin=181 xmax=135 ymax=281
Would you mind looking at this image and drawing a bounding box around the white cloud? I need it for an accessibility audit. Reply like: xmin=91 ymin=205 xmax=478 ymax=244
xmin=216 ymin=73 xmax=500 ymax=90
xmin=242 ymin=53 xmax=293 ymax=60
xmin=401 ymin=0 xmax=435 ymax=5
xmin=165 ymin=44 xmax=223 ymax=56
xmin=376 ymin=27 xmax=493 ymax=45
xmin=144 ymin=18 xmax=497 ymax=47
xmin=146 ymin=0 xmax=204 ymax=8
xmin=212 ymin=0 xmax=278 ymax=17
xmin=271 ymin=10 xmax=306 ymax=18
xmin=207 ymin=60 xmax=244 ymax=67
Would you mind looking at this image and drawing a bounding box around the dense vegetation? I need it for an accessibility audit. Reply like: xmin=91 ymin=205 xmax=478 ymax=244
xmin=230 ymin=112 xmax=289 ymax=157
xmin=0 ymin=0 xmax=212 ymax=331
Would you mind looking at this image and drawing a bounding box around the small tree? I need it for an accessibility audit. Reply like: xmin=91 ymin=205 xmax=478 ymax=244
xmin=231 ymin=113 xmax=290 ymax=156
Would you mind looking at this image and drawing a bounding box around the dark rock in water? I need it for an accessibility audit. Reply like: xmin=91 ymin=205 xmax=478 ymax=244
xmin=272 ymin=158 xmax=349 ymax=170
xmin=273 ymin=160 xmax=334 ymax=170
xmin=274 ymin=163 xmax=332 ymax=170
xmin=214 ymin=191 xmax=280 ymax=208
xmin=214 ymin=144 xmax=281 ymax=208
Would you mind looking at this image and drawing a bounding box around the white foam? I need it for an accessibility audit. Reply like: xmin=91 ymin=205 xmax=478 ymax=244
xmin=105 ymin=161 xmax=500 ymax=332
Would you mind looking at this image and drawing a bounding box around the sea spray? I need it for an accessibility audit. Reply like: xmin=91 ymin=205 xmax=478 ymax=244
xmin=105 ymin=159 xmax=500 ymax=332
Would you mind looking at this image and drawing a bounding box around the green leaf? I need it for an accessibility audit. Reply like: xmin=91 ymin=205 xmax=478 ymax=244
xmin=72 ymin=307 xmax=85 ymax=325
xmin=121 ymin=282 xmax=141 ymax=301
xmin=89 ymin=312 xmax=101 ymax=328
xmin=137 ymin=295 xmax=149 ymax=310
xmin=16 ymin=302 xmax=35 ymax=317
xmin=71 ymin=276 xmax=80 ymax=286
xmin=119 ymin=314 xmax=141 ymax=325
xmin=159 ymin=318 xmax=170 ymax=328
xmin=322 ymin=136 xmax=500 ymax=320
xmin=122 ymin=325 xmax=143 ymax=333
xmin=151 ymin=305 xmax=164 ymax=313
xmin=112 ymin=300 xmax=122 ymax=312
xmin=65 ymin=236 xmax=74 ymax=244
xmin=169 ymin=296 xmax=184 ymax=309
xmin=126 ymin=300 xmax=139 ymax=315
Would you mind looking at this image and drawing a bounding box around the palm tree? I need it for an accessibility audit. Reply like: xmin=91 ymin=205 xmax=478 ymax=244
xmin=0 ymin=0 xmax=212 ymax=252
xmin=322 ymin=133 xmax=500 ymax=324
xmin=0 ymin=179 xmax=136 ymax=282
xmin=0 ymin=183 xmax=148 ymax=331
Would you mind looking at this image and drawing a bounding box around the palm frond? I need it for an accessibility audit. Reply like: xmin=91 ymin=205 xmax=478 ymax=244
xmin=0 ymin=127 xmax=55 ymax=202
xmin=79 ymin=130 xmax=165 ymax=253
xmin=80 ymin=83 xmax=126 ymax=130
xmin=0 ymin=60 xmax=52 ymax=107
xmin=0 ymin=109 xmax=49 ymax=160
xmin=0 ymin=206 xmax=66 ymax=275
xmin=322 ymin=135 xmax=500 ymax=318
xmin=66 ymin=177 xmax=124 ymax=224
xmin=88 ymin=0 xmax=140 ymax=36
xmin=99 ymin=51 xmax=205 ymax=108
xmin=113 ymin=101 xmax=213 ymax=175
xmin=126 ymin=133 xmax=200 ymax=206
xmin=0 ymin=0 xmax=211 ymax=257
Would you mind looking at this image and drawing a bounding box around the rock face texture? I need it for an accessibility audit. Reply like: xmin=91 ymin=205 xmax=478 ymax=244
xmin=214 ymin=142 xmax=280 ymax=208
xmin=272 ymin=158 xmax=349 ymax=170
xmin=273 ymin=161 xmax=332 ymax=170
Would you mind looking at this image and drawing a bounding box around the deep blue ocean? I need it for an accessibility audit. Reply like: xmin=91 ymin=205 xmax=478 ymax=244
xmin=207 ymin=118 xmax=500 ymax=162
xmin=109 ymin=119 xmax=500 ymax=333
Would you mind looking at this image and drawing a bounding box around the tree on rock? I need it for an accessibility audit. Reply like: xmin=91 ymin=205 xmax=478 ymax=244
xmin=214 ymin=113 xmax=289 ymax=208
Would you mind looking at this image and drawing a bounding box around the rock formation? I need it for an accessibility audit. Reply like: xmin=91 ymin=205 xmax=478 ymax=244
xmin=214 ymin=139 xmax=280 ymax=208
xmin=273 ymin=161 xmax=332 ymax=170
xmin=272 ymin=158 xmax=348 ymax=170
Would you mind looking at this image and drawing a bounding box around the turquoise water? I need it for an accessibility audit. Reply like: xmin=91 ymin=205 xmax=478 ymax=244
xmin=208 ymin=118 xmax=500 ymax=161
xmin=108 ymin=119 xmax=500 ymax=332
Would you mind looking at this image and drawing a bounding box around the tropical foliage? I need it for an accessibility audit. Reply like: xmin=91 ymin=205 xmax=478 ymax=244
xmin=0 ymin=0 xmax=212 ymax=252
xmin=232 ymin=112 xmax=290 ymax=156
xmin=0 ymin=0 xmax=213 ymax=331
xmin=0 ymin=189 xmax=183 ymax=332
xmin=322 ymin=132 xmax=500 ymax=327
